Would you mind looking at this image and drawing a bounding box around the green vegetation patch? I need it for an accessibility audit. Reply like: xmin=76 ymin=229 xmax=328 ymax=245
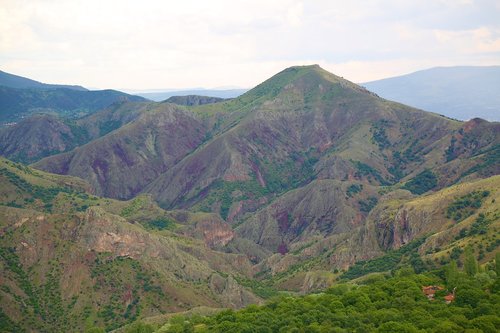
xmin=197 ymin=178 xmax=268 ymax=220
xmin=352 ymin=160 xmax=388 ymax=185
xmin=346 ymin=183 xmax=363 ymax=198
xmin=370 ymin=120 xmax=391 ymax=150
xmin=234 ymin=277 xmax=279 ymax=299
xmin=445 ymin=136 xmax=458 ymax=162
xmin=446 ymin=190 xmax=490 ymax=222
xmin=402 ymin=169 xmax=437 ymax=195
xmin=260 ymin=151 xmax=318 ymax=194
xmin=0 ymin=307 xmax=25 ymax=333
xmin=194 ymin=150 xmax=317 ymax=220
xmin=358 ymin=196 xmax=378 ymax=213
xmin=341 ymin=238 xmax=427 ymax=280
xmin=120 ymin=197 xmax=149 ymax=217
xmin=144 ymin=217 xmax=176 ymax=231
xmin=0 ymin=167 xmax=74 ymax=212
xmin=462 ymin=144 xmax=500 ymax=177
xmin=0 ymin=247 xmax=70 ymax=331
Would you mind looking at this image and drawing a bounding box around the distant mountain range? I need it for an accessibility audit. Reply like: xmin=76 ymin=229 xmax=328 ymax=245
xmin=362 ymin=66 xmax=500 ymax=121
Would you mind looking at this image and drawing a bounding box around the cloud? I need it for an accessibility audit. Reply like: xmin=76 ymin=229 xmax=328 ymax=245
xmin=0 ymin=0 xmax=498 ymax=89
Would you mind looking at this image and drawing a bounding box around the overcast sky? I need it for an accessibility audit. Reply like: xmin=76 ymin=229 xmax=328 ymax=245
xmin=1 ymin=0 xmax=499 ymax=90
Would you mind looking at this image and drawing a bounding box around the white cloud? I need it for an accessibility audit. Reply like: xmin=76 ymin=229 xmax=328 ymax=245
xmin=0 ymin=0 xmax=499 ymax=89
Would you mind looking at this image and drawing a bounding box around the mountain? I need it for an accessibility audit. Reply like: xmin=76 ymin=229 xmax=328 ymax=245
xmin=137 ymin=89 xmax=247 ymax=101
xmin=0 ymin=85 xmax=148 ymax=124
xmin=0 ymin=69 xmax=87 ymax=91
xmin=34 ymin=65 xmax=498 ymax=206
xmin=1 ymin=65 xmax=499 ymax=331
xmin=32 ymin=65 xmax=499 ymax=278
xmin=362 ymin=66 xmax=500 ymax=121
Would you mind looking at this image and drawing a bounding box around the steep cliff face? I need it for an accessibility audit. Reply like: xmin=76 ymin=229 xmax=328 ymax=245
xmin=179 ymin=213 xmax=235 ymax=248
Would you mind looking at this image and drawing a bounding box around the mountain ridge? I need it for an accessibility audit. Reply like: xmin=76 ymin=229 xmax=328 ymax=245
xmin=0 ymin=69 xmax=87 ymax=91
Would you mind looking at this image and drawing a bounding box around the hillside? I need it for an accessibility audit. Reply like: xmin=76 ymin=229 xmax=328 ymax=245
xmin=0 ymin=158 xmax=262 ymax=332
xmin=0 ymin=101 xmax=155 ymax=164
xmin=2 ymin=156 xmax=498 ymax=332
xmin=0 ymin=69 xmax=87 ymax=91
xmin=0 ymin=85 xmax=147 ymax=124
xmin=362 ymin=66 xmax=500 ymax=121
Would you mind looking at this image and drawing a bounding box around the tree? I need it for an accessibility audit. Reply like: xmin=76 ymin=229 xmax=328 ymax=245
xmin=445 ymin=260 xmax=459 ymax=287
xmin=464 ymin=246 xmax=478 ymax=276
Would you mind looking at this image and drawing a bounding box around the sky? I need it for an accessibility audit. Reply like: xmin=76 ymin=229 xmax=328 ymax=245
xmin=1 ymin=0 xmax=499 ymax=90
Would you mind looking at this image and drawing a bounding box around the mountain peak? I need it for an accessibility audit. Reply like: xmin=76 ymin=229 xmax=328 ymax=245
xmin=285 ymin=64 xmax=321 ymax=70
xmin=238 ymin=64 xmax=371 ymax=104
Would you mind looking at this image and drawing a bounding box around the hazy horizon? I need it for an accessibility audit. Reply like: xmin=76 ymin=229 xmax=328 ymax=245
xmin=1 ymin=0 xmax=499 ymax=90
